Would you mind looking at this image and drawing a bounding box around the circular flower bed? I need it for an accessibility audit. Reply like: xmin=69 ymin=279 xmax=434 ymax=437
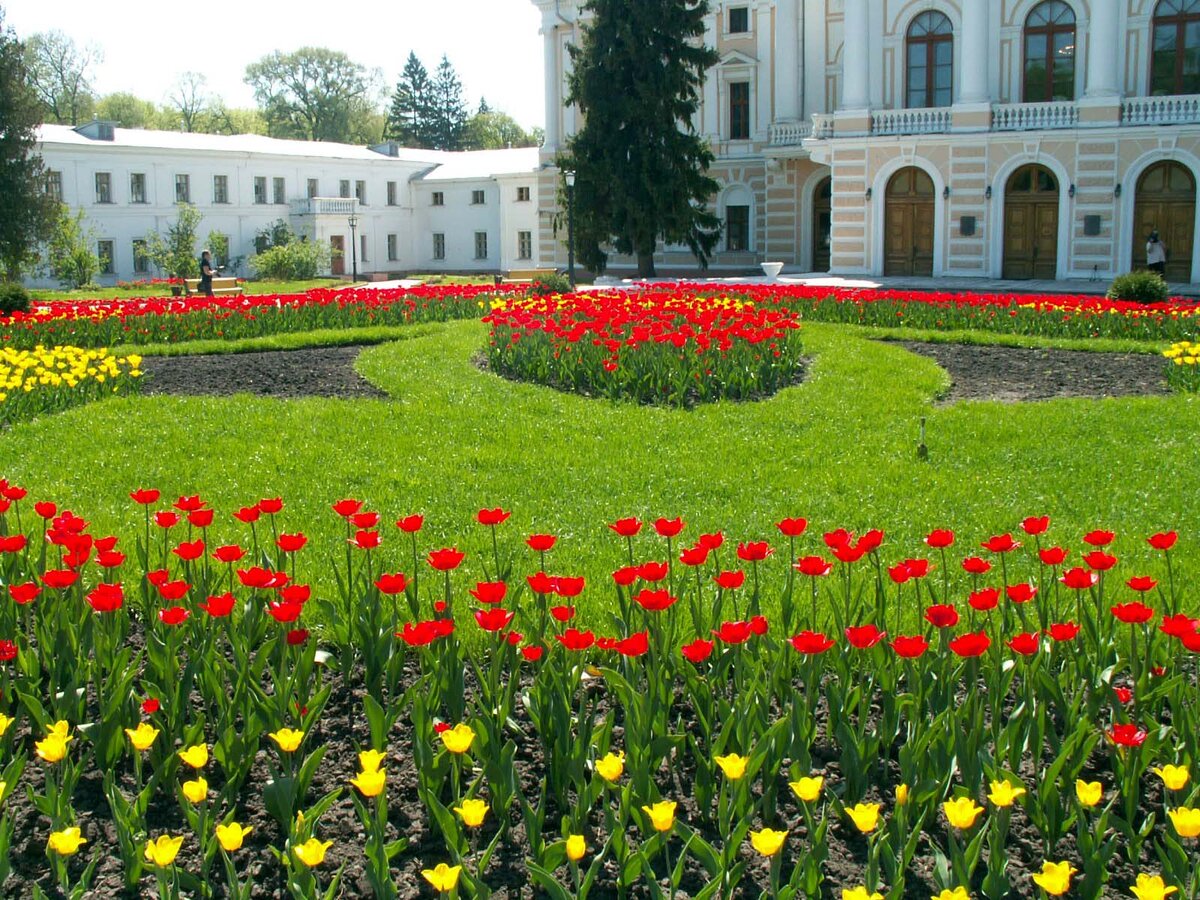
xmin=482 ymin=290 xmax=804 ymax=407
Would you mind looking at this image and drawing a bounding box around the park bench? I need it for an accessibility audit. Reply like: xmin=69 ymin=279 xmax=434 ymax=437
xmin=183 ymin=277 xmax=244 ymax=297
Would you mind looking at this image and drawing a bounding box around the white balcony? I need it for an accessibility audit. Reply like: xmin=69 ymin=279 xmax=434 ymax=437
xmin=1121 ymin=94 xmax=1200 ymax=126
xmin=870 ymin=107 xmax=952 ymax=136
xmin=767 ymin=120 xmax=813 ymax=146
xmin=291 ymin=197 xmax=360 ymax=216
xmin=992 ymin=101 xmax=1078 ymax=131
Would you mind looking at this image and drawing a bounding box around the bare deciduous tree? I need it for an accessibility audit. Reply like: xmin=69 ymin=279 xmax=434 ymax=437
xmin=24 ymin=30 xmax=101 ymax=125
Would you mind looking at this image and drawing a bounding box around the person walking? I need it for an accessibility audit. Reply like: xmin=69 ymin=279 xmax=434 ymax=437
xmin=198 ymin=249 xmax=217 ymax=296
xmin=1146 ymin=230 xmax=1167 ymax=277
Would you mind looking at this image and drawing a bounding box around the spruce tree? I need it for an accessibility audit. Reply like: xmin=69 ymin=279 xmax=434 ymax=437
xmin=385 ymin=52 xmax=435 ymax=148
xmin=430 ymin=55 xmax=467 ymax=151
xmin=565 ymin=0 xmax=721 ymax=276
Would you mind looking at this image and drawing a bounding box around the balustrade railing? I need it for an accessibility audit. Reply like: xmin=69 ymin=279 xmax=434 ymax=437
xmin=1121 ymin=94 xmax=1200 ymax=126
xmin=991 ymin=101 xmax=1077 ymax=131
xmin=869 ymin=107 xmax=951 ymax=136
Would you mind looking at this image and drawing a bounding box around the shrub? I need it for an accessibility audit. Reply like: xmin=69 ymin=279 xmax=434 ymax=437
xmin=1107 ymin=271 xmax=1170 ymax=304
xmin=527 ymin=272 xmax=573 ymax=296
xmin=250 ymin=240 xmax=329 ymax=281
xmin=0 ymin=282 xmax=30 ymax=316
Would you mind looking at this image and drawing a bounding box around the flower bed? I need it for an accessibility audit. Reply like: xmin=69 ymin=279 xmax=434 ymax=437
xmin=0 ymin=481 xmax=1194 ymax=897
xmin=1163 ymin=341 xmax=1200 ymax=392
xmin=0 ymin=346 xmax=143 ymax=427
xmin=483 ymin=291 xmax=805 ymax=407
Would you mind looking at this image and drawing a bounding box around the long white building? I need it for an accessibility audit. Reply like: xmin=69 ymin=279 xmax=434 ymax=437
xmin=35 ymin=123 xmax=543 ymax=285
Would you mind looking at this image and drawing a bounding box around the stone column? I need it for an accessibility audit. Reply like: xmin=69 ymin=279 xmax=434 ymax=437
xmin=1085 ymin=1 xmax=1120 ymax=98
xmin=542 ymin=11 xmax=561 ymax=151
xmin=840 ymin=0 xmax=869 ymax=110
xmin=775 ymin=0 xmax=800 ymax=121
xmin=959 ymin=0 xmax=990 ymax=104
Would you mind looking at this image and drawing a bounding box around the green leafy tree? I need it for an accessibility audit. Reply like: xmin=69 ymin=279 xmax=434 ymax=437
xmin=144 ymin=203 xmax=202 ymax=278
xmin=94 ymin=92 xmax=162 ymax=129
xmin=0 ymin=11 xmax=58 ymax=278
xmin=385 ymin=52 xmax=436 ymax=148
xmin=23 ymin=29 xmax=99 ymax=125
xmin=430 ymin=54 xmax=467 ymax=151
xmin=46 ymin=205 xmax=100 ymax=289
xmin=564 ymin=0 xmax=721 ymax=276
xmin=245 ymin=47 xmax=381 ymax=143
xmin=463 ymin=109 xmax=537 ymax=150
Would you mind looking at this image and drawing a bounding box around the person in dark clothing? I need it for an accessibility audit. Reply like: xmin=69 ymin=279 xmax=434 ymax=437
xmin=198 ymin=250 xmax=217 ymax=296
xmin=1146 ymin=230 xmax=1167 ymax=276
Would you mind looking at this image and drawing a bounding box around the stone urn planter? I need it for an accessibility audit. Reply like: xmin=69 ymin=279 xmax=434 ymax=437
xmin=761 ymin=261 xmax=784 ymax=281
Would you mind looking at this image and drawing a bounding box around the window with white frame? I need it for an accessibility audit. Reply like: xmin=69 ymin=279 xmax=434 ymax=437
xmin=433 ymin=233 xmax=446 ymax=260
xmin=474 ymin=231 xmax=488 ymax=258
xmin=729 ymin=81 xmax=751 ymax=140
xmin=728 ymin=6 xmax=749 ymax=33
xmin=130 ymin=173 xmax=146 ymax=204
xmin=213 ymin=175 xmax=229 ymax=204
xmin=254 ymin=177 xmax=268 ymax=204
xmin=432 ymin=191 xmax=444 ymax=206
xmin=175 ymin=174 xmax=190 ymax=203
xmin=97 ymin=240 xmax=115 ymax=274
xmin=45 ymin=170 xmax=63 ymax=201
xmin=273 ymin=177 xmax=286 ymax=204
xmin=95 ymin=172 xmax=112 ymax=204
xmin=132 ymin=239 xmax=149 ymax=274
xmin=339 ymin=179 xmax=351 ymax=199
xmin=471 ymin=189 xmax=485 ymax=205
xmin=307 ymin=178 xmax=319 ymax=198
xmin=355 ymin=180 xmax=367 ymax=204
xmin=387 ymin=233 xmax=398 ymax=261
xmin=518 ymin=231 xmax=533 ymax=260
xmin=517 ymin=186 xmax=531 ymax=202
xmin=387 ymin=181 xmax=397 ymax=206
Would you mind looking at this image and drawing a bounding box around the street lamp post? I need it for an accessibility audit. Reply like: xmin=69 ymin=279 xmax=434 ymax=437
xmin=564 ymin=170 xmax=576 ymax=290
xmin=348 ymin=212 xmax=359 ymax=282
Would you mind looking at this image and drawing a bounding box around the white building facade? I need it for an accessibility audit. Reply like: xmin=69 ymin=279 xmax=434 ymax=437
xmin=532 ymin=0 xmax=1200 ymax=283
xmin=35 ymin=123 xmax=543 ymax=285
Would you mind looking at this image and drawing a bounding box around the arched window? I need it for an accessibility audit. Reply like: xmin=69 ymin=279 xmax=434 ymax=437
xmin=1152 ymin=0 xmax=1200 ymax=96
xmin=906 ymin=12 xmax=954 ymax=108
xmin=1023 ymin=1 xmax=1076 ymax=102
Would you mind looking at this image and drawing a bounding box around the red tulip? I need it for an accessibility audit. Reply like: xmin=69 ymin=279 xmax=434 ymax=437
xmin=1127 ymin=576 xmax=1157 ymax=592
xmin=332 ymin=498 xmax=363 ymax=518
xmin=527 ymin=572 xmax=554 ymax=594
xmin=42 ymin=570 xmax=78 ymax=590
xmin=634 ymin=589 xmax=677 ymax=612
xmin=397 ymin=620 xmax=451 ymax=647
xmin=698 ymin=532 xmax=724 ymax=550
xmin=679 ymin=545 xmax=709 ymax=567
xmin=233 ymin=506 xmax=261 ymax=524
xmin=924 ymin=604 xmax=959 ymax=628
xmin=1048 ymin=622 xmax=1081 ymax=642
xmin=681 ymin=638 xmax=714 ymax=663
xmin=609 ymin=517 xmax=642 ymax=537
xmin=237 ymin=567 xmax=289 ymax=589
xmin=130 ymin=488 xmax=161 ymax=505
xmin=903 ymin=558 xmax=931 ymax=578
xmin=712 ymin=620 xmax=754 ymax=644
xmin=1111 ymin=602 xmax=1155 ymax=624
xmin=8 ymin=583 xmax=40 ymax=605
xmin=1114 ymin=686 xmax=1134 ymax=704
xmin=654 ymin=517 xmax=684 ymax=538
xmin=981 ymin=534 xmax=1021 ymax=554
xmin=924 ymin=529 xmax=955 ymax=549
xmin=0 ymin=484 xmax=23 ymax=501
xmin=154 ymin=511 xmax=180 ymax=529
xmin=554 ymin=576 xmax=585 ymax=598
xmin=352 ymin=512 xmax=381 ymax=530
xmin=200 ymin=593 xmax=236 ymax=617
xmin=713 ymin=570 xmax=745 ymax=590
xmin=267 ymin=600 xmax=303 ymax=624
xmin=890 ymin=635 xmax=930 ymax=658
xmin=286 ymin=629 xmax=309 ymax=646
xmin=99 ymin=550 xmax=129 ymax=569
xmin=1007 ymin=632 xmax=1040 ymax=656
xmin=616 ymin=632 xmax=649 ymax=657
xmin=0 ymin=640 xmax=17 ymax=662
xmin=968 ymin=588 xmax=1000 ymax=611
xmin=1039 ymin=546 xmax=1067 ymax=566
xmin=0 ymin=535 xmax=26 ymax=553
xmin=637 ymin=561 xmax=669 ymax=582
xmin=1181 ymin=631 xmax=1200 ymax=653
xmin=428 ymin=548 xmax=465 ymax=571
xmin=887 ymin=564 xmax=912 ymax=585
xmin=949 ymin=631 xmax=991 ymax=657
xmin=794 ymin=556 xmax=833 ymax=577
xmin=527 ymin=534 xmax=557 ymax=552
xmin=1006 ymin=583 xmax=1038 ymax=604
xmin=34 ymin=501 xmax=56 ymax=519
xmin=469 ymin=581 xmax=507 ymax=605
xmin=375 ymin=573 xmax=409 ymax=595
xmin=833 ymin=544 xmax=867 ymax=564
xmin=961 ymin=556 xmax=992 ymax=575
xmin=396 ymin=514 xmax=424 ymax=533
xmin=477 ymin=508 xmax=511 ymax=526
xmin=141 ymin=698 xmax=160 ymax=714
xmin=1108 ymin=724 xmax=1148 ymax=747
xmin=157 ymin=581 xmax=190 ymax=602
xmin=1021 ymin=516 xmax=1050 ymax=535
xmin=279 ymin=584 xmax=309 ymax=604
xmin=173 ymin=495 xmax=205 ymax=512
xmin=1161 ymin=614 xmax=1199 ymax=638
xmin=257 ymin=498 xmax=283 ymax=515
xmin=474 ymin=608 xmax=514 ymax=632
xmin=611 ymin=566 xmax=639 ymax=587
xmin=558 ymin=628 xmax=595 ymax=651
xmin=86 ymin=582 xmax=124 ymax=613
xmin=856 ymin=530 xmax=885 ymax=552
xmin=790 ymin=631 xmax=835 ymax=654
xmin=147 ymin=569 xmax=170 ymax=588
xmin=750 ymin=615 xmax=769 ymax=635
xmin=173 ymin=540 xmax=205 ymax=562
xmin=736 ymin=541 xmax=773 ymax=562
xmin=188 ymin=509 xmax=214 ymax=528
xmin=1083 ymin=551 xmax=1118 ymax=571
xmin=521 ymin=645 xmax=545 ymax=662
xmin=550 ymin=605 xmax=575 ymax=622
xmin=1060 ymin=567 xmax=1098 ymax=590
xmin=845 ymin=624 xmax=886 ymax=649
xmin=350 ymin=530 xmax=381 ymax=550
xmin=1083 ymin=529 xmax=1115 ymax=547
xmin=777 ymin=517 xmax=808 ymax=537
xmin=823 ymin=528 xmax=853 ymax=549
xmin=158 ymin=606 xmax=189 ymax=626
xmin=1148 ymin=531 xmax=1178 ymax=551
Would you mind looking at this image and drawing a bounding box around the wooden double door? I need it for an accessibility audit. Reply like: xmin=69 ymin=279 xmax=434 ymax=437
xmin=330 ymin=236 xmax=346 ymax=276
xmin=812 ymin=177 xmax=832 ymax=273
xmin=1002 ymin=165 xmax=1059 ymax=280
xmin=883 ymin=168 xmax=935 ymax=276
xmin=1132 ymin=161 xmax=1196 ymax=282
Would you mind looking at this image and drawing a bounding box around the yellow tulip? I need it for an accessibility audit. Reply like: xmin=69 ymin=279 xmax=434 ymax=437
xmin=1075 ymin=780 xmax=1103 ymax=808
xmin=182 ymin=777 xmax=208 ymax=804
xmin=641 ymin=800 xmax=677 ymax=833
xmin=350 ymin=767 xmax=386 ymax=798
xmin=0 ymin=713 xmax=12 ymax=736
xmin=423 ymin=862 xmax=462 ymax=892
xmin=1153 ymin=765 xmax=1190 ymax=792
xmin=1032 ymin=861 xmax=1077 ymax=896
xmin=454 ymin=798 xmax=489 ymax=828
xmin=1168 ymin=807 xmax=1200 ymax=838
xmin=178 ymin=744 xmax=209 ymax=769
xmin=749 ymin=828 xmax=787 ymax=857
xmin=895 ymin=784 xmax=910 ymax=806
xmin=1131 ymin=874 xmax=1179 ymax=900
xmin=35 ymin=732 xmax=71 ymax=764
xmin=566 ymin=834 xmax=586 ymax=862
xmin=943 ymin=796 xmax=985 ymax=830
xmin=987 ymin=779 xmax=1026 ymax=808
xmin=933 ymin=890 xmax=969 ymax=900
xmin=293 ymin=837 xmax=333 ymax=867
xmin=358 ymin=749 xmax=387 ymax=773
xmin=790 ymin=775 xmax=823 ymax=803
xmin=843 ymin=888 xmax=885 ymax=900
xmin=125 ymin=722 xmax=159 ymax=752
xmin=440 ymin=723 xmax=475 ymax=754
xmin=144 ymin=834 xmax=184 ymax=867
xmin=268 ymin=728 xmax=304 ymax=753
xmin=714 ymin=753 xmax=749 ymax=781
xmin=215 ymin=822 xmax=252 ymax=852
xmin=47 ymin=827 xmax=87 ymax=856
xmin=846 ymin=802 xmax=882 ymax=834
xmin=595 ymin=750 xmax=625 ymax=782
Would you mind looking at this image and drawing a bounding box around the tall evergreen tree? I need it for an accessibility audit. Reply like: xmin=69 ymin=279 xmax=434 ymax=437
xmin=430 ymin=54 xmax=467 ymax=151
xmin=385 ymin=52 xmax=435 ymax=148
xmin=0 ymin=9 xmax=57 ymax=279
xmin=564 ymin=0 xmax=720 ymax=277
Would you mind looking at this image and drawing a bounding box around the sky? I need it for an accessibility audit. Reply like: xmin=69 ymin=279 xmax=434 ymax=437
xmin=3 ymin=0 xmax=547 ymax=128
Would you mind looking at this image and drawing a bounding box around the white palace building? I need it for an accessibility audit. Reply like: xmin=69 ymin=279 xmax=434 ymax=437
xmin=36 ymin=1 xmax=1200 ymax=285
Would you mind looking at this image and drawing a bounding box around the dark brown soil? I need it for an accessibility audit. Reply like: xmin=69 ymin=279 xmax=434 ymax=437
xmin=141 ymin=346 xmax=387 ymax=400
xmin=894 ymin=341 xmax=1170 ymax=404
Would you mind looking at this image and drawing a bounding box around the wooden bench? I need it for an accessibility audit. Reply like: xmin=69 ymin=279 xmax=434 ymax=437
xmin=183 ymin=277 xmax=244 ymax=297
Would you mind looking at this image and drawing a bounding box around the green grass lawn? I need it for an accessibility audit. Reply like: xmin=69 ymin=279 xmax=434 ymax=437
xmin=1 ymin=321 xmax=1193 ymax=627
xmin=32 ymin=278 xmax=347 ymax=301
